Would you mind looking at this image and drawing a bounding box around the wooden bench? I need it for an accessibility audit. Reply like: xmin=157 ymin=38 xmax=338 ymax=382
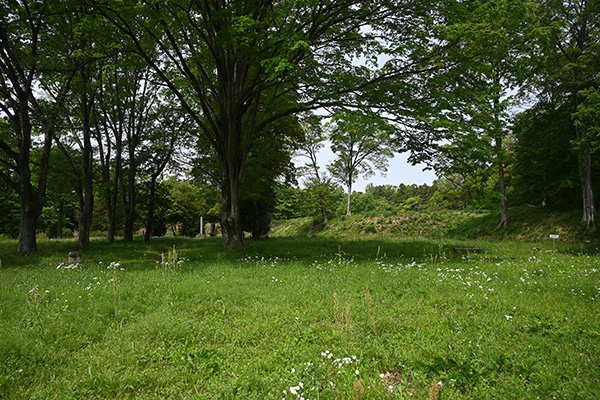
xmin=453 ymin=247 xmax=482 ymax=253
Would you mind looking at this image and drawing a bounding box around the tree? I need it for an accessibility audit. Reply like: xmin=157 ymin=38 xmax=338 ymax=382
xmin=296 ymin=114 xmax=333 ymax=223
xmin=327 ymin=111 xmax=394 ymax=215
xmin=93 ymin=0 xmax=460 ymax=249
xmin=93 ymin=55 xmax=124 ymax=243
xmin=52 ymin=7 xmax=119 ymax=248
xmin=42 ymin=147 xmax=79 ymax=238
xmin=0 ymin=0 xmax=75 ymax=254
xmin=413 ymin=0 xmax=536 ymax=227
xmin=167 ymin=179 xmax=206 ymax=237
xmin=139 ymin=100 xmax=190 ymax=241
xmin=535 ymin=0 xmax=600 ymax=227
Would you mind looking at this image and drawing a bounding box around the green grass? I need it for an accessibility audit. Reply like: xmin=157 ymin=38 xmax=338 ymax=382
xmin=271 ymin=206 xmax=600 ymax=243
xmin=1 ymin=235 xmax=599 ymax=399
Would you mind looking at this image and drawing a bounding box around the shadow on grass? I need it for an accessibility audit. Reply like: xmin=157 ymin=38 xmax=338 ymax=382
xmin=3 ymin=230 xmax=588 ymax=271
xmin=0 ymin=235 xmax=478 ymax=268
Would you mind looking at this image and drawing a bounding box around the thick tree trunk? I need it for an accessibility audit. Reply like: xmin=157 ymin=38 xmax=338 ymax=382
xmin=220 ymin=170 xmax=245 ymax=249
xmin=17 ymin=193 xmax=40 ymax=255
xmin=16 ymin=134 xmax=41 ymax=255
xmin=78 ymin=199 xmax=93 ymax=248
xmin=15 ymin=103 xmax=52 ymax=255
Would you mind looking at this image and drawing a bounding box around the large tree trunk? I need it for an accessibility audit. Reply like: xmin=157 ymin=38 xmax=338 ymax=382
xmin=17 ymin=189 xmax=40 ymax=255
xmin=220 ymin=169 xmax=245 ymax=249
xmin=15 ymin=116 xmax=41 ymax=255
xmin=78 ymin=187 xmax=93 ymax=248
xmin=15 ymin=103 xmax=53 ymax=255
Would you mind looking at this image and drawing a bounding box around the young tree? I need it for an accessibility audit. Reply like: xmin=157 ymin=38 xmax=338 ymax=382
xmin=296 ymin=115 xmax=333 ymax=223
xmin=327 ymin=111 xmax=394 ymax=215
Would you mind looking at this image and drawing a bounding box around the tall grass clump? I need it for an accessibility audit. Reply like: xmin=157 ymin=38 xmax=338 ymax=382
xmin=155 ymin=245 xmax=181 ymax=296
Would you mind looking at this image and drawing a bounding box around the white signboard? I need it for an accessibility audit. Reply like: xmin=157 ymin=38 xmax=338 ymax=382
xmin=549 ymin=234 xmax=559 ymax=239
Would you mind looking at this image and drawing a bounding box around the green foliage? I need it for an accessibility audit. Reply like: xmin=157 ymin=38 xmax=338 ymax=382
xmin=167 ymin=179 xmax=208 ymax=237
xmin=0 ymin=181 xmax=20 ymax=239
xmin=327 ymin=111 xmax=394 ymax=191
xmin=512 ymin=103 xmax=581 ymax=208
xmin=573 ymin=87 xmax=600 ymax=152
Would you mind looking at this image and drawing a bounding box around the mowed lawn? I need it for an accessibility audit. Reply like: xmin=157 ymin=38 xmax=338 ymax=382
xmin=0 ymin=236 xmax=598 ymax=399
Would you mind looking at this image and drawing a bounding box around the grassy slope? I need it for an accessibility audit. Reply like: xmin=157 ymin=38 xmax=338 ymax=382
xmin=271 ymin=206 xmax=600 ymax=243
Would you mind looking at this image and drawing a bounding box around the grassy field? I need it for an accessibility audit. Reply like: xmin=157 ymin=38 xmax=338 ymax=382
xmin=0 ymin=235 xmax=599 ymax=399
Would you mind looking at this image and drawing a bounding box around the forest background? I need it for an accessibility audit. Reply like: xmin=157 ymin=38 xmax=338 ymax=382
xmin=1 ymin=0 xmax=599 ymax=254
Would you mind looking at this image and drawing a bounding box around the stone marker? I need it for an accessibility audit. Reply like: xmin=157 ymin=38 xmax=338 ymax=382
xmin=68 ymin=251 xmax=82 ymax=263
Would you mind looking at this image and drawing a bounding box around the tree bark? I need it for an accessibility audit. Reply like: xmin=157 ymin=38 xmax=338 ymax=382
xmin=144 ymin=175 xmax=158 ymax=242
xmin=220 ymin=167 xmax=245 ymax=249
xmin=77 ymin=78 xmax=95 ymax=248
xmin=15 ymin=99 xmax=54 ymax=255
xmin=17 ymin=184 xmax=40 ymax=255
xmin=581 ymin=145 xmax=595 ymax=228
xmin=574 ymin=95 xmax=596 ymax=228
xmin=498 ymin=162 xmax=509 ymax=228
xmin=320 ymin=193 xmax=329 ymax=223
xmin=346 ymin=178 xmax=353 ymax=216
xmin=121 ymin=159 xmax=136 ymax=241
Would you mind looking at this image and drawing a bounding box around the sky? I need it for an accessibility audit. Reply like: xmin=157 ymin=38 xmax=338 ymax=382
xmin=295 ymin=143 xmax=437 ymax=193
